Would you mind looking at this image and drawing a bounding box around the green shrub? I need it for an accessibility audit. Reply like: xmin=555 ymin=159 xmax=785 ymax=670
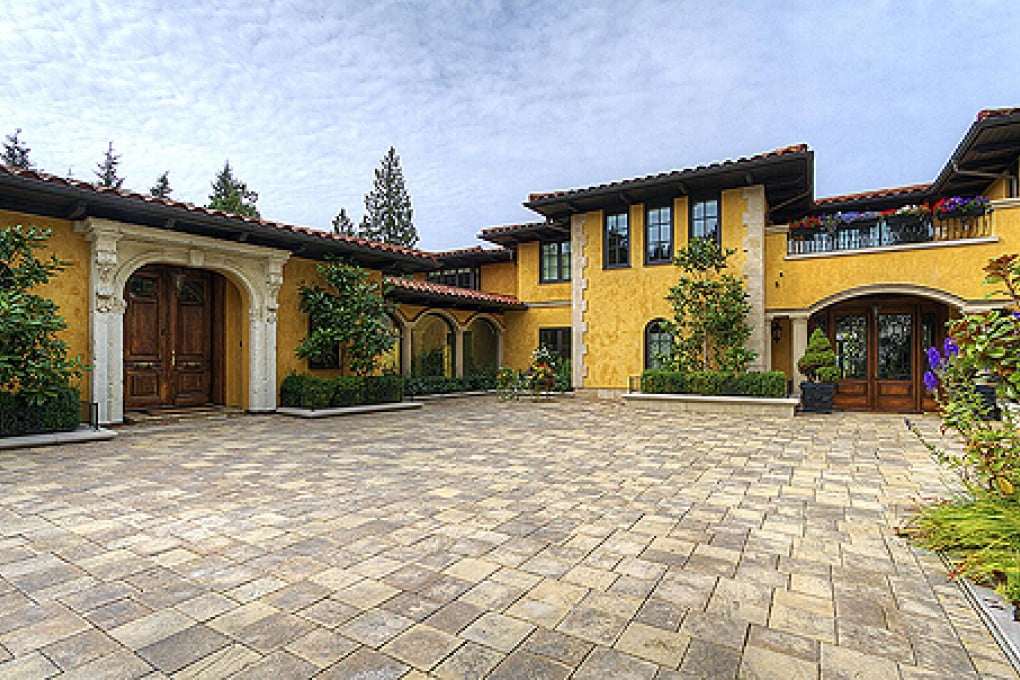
xmin=363 ymin=375 xmax=404 ymax=403
xmin=640 ymin=370 xmax=787 ymax=398
xmin=330 ymin=376 xmax=365 ymax=407
xmin=0 ymin=386 xmax=80 ymax=436
xmin=280 ymin=373 xmax=404 ymax=409
xmin=797 ymin=328 xmax=839 ymax=382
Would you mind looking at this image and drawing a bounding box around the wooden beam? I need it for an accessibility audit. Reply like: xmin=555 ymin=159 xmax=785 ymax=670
xmin=744 ymin=172 xmax=755 ymax=186
xmin=618 ymin=192 xmax=633 ymax=206
xmin=65 ymin=200 xmax=87 ymax=220
xmin=677 ymin=181 xmax=688 ymax=194
xmin=972 ymin=140 xmax=1020 ymax=154
xmin=237 ymin=231 xmax=249 ymax=243
xmin=165 ymin=218 xmax=176 ymax=229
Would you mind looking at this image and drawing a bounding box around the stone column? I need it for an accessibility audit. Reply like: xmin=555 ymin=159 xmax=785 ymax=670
xmin=82 ymin=223 xmax=125 ymax=424
xmin=570 ymin=213 xmax=588 ymax=388
xmin=400 ymin=324 xmax=413 ymax=375
xmin=742 ymin=186 xmax=767 ymax=371
xmin=453 ymin=326 xmax=465 ymax=378
xmin=791 ymin=314 xmax=810 ymax=392
xmin=763 ymin=314 xmax=774 ymax=372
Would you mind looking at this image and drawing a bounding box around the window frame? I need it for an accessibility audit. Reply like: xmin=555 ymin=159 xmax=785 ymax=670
xmin=426 ymin=267 xmax=481 ymax=290
xmin=644 ymin=319 xmax=673 ymax=371
xmin=603 ymin=210 xmax=631 ymax=269
xmin=538 ymin=327 xmax=572 ymax=363
xmin=689 ymin=196 xmax=721 ymax=245
xmin=644 ymin=203 xmax=674 ymax=265
xmin=539 ymin=239 xmax=571 ymax=284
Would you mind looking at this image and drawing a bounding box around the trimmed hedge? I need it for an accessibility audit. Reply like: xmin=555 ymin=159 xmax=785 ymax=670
xmin=279 ymin=374 xmax=404 ymax=409
xmin=403 ymin=372 xmax=497 ymax=397
xmin=0 ymin=386 xmax=80 ymax=437
xmin=640 ymin=370 xmax=788 ymax=398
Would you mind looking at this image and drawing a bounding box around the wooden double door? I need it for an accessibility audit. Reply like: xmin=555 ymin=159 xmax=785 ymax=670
xmin=124 ymin=265 xmax=223 ymax=410
xmin=811 ymin=297 xmax=948 ymax=412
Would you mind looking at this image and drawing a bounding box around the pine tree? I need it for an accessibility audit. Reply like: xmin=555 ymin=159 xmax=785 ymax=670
xmin=149 ymin=171 xmax=172 ymax=198
xmin=94 ymin=142 xmax=124 ymax=189
xmin=360 ymin=147 xmax=417 ymax=247
xmin=331 ymin=207 xmax=356 ymax=236
xmin=207 ymin=161 xmax=260 ymax=218
xmin=2 ymin=129 xmax=34 ymax=169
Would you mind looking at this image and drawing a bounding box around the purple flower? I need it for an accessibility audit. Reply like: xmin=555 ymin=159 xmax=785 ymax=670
xmin=943 ymin=337 xmax=959 ymax=357
xmin=1013 ymin=311 xmax=1020 ymax=321
xmin=927 ymin=346 xmax=942 ymax=371
xmin=923 ymin=370 xmax=939 ymax=393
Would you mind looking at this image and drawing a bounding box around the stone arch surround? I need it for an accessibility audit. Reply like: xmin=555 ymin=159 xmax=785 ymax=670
xmin=75 ymin=218 xmax=290 ymax=424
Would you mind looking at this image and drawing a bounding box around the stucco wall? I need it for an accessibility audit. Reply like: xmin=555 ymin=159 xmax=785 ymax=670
xmin=0 ymin=210 xmax=91 ymax=396
xmin=276 ymin=257 xmax=343 ymax=384
xmin=515 ymin=241 xmax=571 ymax=303
xmin=480 ymin=260 xmax=517 ymax=297
xmin=502 ymin=306 xmax=571 ymax=370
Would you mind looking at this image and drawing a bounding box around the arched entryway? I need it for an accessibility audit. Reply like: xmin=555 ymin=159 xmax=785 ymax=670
xmin=412 ymin=312 xmax=455 ymax=377
xmin=464 ymin=317 xmax=500 ymax=375
xmin=809 ymin=294 xmax=955 ymax=412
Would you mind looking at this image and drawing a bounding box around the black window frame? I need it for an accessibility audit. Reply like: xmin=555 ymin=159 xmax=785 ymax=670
xmin=539 ymin=240 xmax=571 ymax=283
xmin=538 ymin=327 xmax=571 ymax=363
xmin=426 ymin=267 xmax=480 ymax=290
xmin=690 ymin=196 xmax=721 ymax=245
xmin=644 ymin=319 xmax=673 ymax=370
xmin=644 ymin=204 xmax=673 ymax=265
xmin=603 ymin=210 xmax=630 ymax=269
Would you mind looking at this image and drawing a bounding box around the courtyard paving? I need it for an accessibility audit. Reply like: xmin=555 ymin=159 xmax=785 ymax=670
xmin=0 ymin=397 xmax=1017 ymax=679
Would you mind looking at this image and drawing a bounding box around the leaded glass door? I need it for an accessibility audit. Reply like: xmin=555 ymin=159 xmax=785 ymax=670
xmin=874 ymin=307 xmax=915 ymax=411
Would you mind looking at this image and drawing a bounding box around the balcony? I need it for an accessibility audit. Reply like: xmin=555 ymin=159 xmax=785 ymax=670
xmin=787 ymin=212 xmax=993 ymax=256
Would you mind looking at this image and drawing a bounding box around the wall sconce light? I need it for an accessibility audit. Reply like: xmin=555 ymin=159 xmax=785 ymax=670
xmin=771 ymin=319 xmax=782 ymax=344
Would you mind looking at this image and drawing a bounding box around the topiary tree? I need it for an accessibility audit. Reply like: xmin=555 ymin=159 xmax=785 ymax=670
xmin=0 ymin=225 xmax=85 ymax=404
xmin=797 ymin=328 xmax=839 ymax=382
xmin=296 ymin=258 xmax=397 ymax=376
xmin=666 ymin=237 xmax=756 ymax=373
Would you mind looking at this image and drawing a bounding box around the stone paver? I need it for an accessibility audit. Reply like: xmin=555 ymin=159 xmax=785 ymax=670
xmin=0 ymin=399 xmax=1016 ymax=678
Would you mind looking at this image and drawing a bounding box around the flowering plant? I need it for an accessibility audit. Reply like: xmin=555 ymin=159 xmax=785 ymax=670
xmin=788 ymin=211 xmax=882 ymax=232
xmin=933 ymin=196 xmax=990 ymax=217
xmin=889 ymin=204 xmax=931 ymax=217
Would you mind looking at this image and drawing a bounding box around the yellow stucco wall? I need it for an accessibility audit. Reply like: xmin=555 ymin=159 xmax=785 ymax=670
xmin=276 ymin=257 xmax=343 ymax=384
xmin=502 ymin=306 xmax=571 ymax=370
xmin=516 ymin=241 xmax=570 ymax=303
xmin=222 ymin=278 xmax=248 ymax=408
xmin=580 ymin=191 xmax=750 ymax=388
xmin=766 ymin=203 xmax=1019 ymax=312
xmin=480 ymin=261 xmax=517 ymax=297
xmin=0 ymin=210 xmax=91 ymax=396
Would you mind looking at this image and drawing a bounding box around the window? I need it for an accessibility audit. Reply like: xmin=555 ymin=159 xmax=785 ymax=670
xmin=604 ymin=211 xmax=630 ymax=268
xmin=690 ymin=197 xmax=720 ymax=243
xmin=645 ymin=319 xmax=673 ymax=370
xmin=538 ymin=327 xmax=571 ymax=362
xmin=307 ymin=316 xmax=341 ymax=370
xmin=426 ymin=267 xmax=480 ymax=290
xmin=540 ymin=240 xmax=571 ymax=283
xmin=645 ymin=205 xmax=673 ymax=264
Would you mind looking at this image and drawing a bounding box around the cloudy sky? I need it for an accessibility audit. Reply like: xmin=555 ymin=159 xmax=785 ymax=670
xmin=2 ymin=1 xmax=1018 ymax=250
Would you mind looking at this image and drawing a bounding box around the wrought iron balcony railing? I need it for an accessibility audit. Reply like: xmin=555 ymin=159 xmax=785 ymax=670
xmin=787 ymin=212 xmax=993 ymax=255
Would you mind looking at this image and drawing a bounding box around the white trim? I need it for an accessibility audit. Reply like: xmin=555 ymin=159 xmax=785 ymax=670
xmin=75 ymin=218 xmax=290 ymax=424
xmin=526 ymin=300 xmax=571 ymax=308
xmin=784 ymin=236 xmax=998 ymax=261
xmin=571 ymin=213 xmax=589 ymax=388
xmin=991 ymin=197 xmax=1020 ymax=210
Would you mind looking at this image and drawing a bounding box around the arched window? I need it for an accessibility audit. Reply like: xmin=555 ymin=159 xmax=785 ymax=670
xmin=645 ymin=319 xmax=673 ymax=370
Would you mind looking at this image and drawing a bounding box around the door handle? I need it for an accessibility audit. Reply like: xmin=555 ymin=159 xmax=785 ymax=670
xmin=171 ymin=350 xmax=176 ymax=368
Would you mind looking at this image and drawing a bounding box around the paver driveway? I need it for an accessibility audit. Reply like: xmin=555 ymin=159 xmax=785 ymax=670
xmin=0 ymin=398 xmax=1017 ymax=679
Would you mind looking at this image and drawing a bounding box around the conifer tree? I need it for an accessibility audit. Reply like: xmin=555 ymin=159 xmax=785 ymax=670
xmin=332 ymin=207 xmax=356 ymax=236
xmin=149 ymin=171 xmax=172 ymax=198
xmin=207 ymin=161 xmax=260 ymax=218
xmin=2 ymin=129 xmax=34 ymax=169
xmin=360 ymin=147 xmax=417 ymax=247
xmin=94 ymin=142 xmax=124 ymax=189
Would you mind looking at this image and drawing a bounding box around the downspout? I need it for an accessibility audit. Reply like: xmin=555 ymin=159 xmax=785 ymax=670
xmin=951 ymin=161 xmax=1019 ymax=198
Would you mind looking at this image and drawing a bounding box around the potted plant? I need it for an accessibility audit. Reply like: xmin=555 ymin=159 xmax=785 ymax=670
xmin=797 ymin=328 xmax=840 ymax=413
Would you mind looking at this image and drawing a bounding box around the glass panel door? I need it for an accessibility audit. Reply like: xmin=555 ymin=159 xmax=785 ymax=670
xmin=877 ymin=313 xmax=912 ymax=380
xmin=835 ymin=315 xmax=867 ymax=379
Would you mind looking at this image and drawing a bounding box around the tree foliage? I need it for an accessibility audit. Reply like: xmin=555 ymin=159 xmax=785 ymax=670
xmin=665 ymin=238 xmax=755 ymax=373
xmin=94 ymin=141 xmax=124 ymax=189
xmin=296 ymin=258 xmax=397 ymax=376
xmin=360 ymin=147 xmax=417 ymax=247
xmin=797 ymin=328 xmax=839 ymax=382
xmin=149 ymin=171 xmax=172 ymax=198
xmin=207 ymin=161 xmax=260 ymax=218
xmin=2 ymin=129 xmax=34 ymax=169
xmin=0 ymin=225 xmax=85 ymax=404
xmin=332 ymin=207 xmax=356 ymax=236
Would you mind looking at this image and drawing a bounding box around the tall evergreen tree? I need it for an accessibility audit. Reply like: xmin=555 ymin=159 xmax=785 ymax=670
xmin=149 ymin=171 xmax=172 ymax=198
xmin=207 ymin=161 xmax=260 ymax=218
xmin=331 ymin=207 xmax=356 ymax=236
xmin=2 ymin=129 xmax=34 ymax=169
xmin=94 ymin=141 xmax=124 ymax=189
xmin=360 ymin=147 xmax=417 ymax=247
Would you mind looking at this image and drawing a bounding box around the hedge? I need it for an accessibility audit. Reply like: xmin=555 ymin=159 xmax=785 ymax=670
xmin=403 ymin=372 xmax=497 ymax=397
xmin=279 ymin=374 xmax=404 ymax=409
xmin=640 ymin=370 xmax=788 ymax=398
xmin=0 ymin=386 xmax=80 ymax=437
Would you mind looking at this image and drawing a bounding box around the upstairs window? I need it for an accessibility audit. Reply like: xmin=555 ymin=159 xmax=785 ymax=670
xmin=540 ymin=240 xmax=571 ymax=283
xmin=426 ymin=267 xmax=480 ymax=290
xmin=645 ymin=205 xmax=673 ymax=264
xmin=690 ymin=197 xmax=720 ymax=244
xmin=604 ymin=211 xmax=630 ymax=268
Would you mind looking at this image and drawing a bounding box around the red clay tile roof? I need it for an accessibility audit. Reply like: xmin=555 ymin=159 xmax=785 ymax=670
xmin=977 ymin=107 xmax=1020 ymax=121
xmin=526 ymin=144 xmax=810 ymax=203
xmin=431 ymin=245 xmax=507 ymax=257
xmin=385 ymin=276 xmax=524 ymax=308
xmin=815 ymin=183 xmax=932 ymax=205
xmin=0 ymin=164 xmax=436 ymax=261
xmin=478 ymin=221 xmax=549 ymax=236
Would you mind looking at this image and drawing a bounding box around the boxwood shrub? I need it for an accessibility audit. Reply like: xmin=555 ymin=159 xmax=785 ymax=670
xmin=640 ymin=370 xmax=787 ymax=398
xmin=280 ymin=373 xmax=403 ymax=409
xmin=0 ymin=386 xmax=80 ymax=437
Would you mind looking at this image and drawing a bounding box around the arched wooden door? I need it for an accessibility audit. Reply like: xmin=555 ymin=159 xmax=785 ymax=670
xmin=124 ymin=265 xmax=222 ymax=410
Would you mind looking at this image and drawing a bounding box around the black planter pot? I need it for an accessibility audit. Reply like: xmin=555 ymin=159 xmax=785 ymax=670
xmin=800 ymin=382 xmax=836 ymax=413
